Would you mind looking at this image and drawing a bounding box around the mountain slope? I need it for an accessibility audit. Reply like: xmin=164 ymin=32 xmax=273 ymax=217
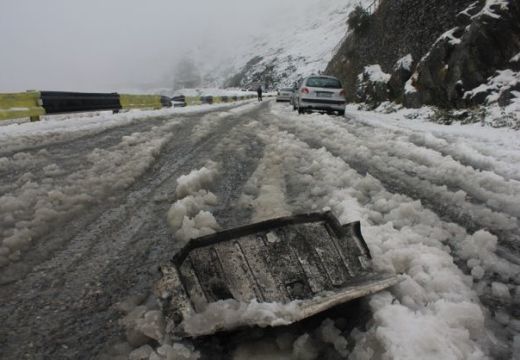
xmin=205 ymin=0 xmax=369 ymax=89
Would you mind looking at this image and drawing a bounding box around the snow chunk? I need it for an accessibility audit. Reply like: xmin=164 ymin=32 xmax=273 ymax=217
xmin=174 ymin=211 xmax=220 ymax=243
xmin=167 ymin=190 xmax=218 ymax=230
xmin=491 ymin=282 xmax=511 ymax=301
xmin=394 ymin=54 xmax=413 ymax=71
xmin=176 ymin=161 xmax=218 ymax=198
xmin=128 ymin=345 xmax=154 ymax=360
xmin=360 ymin=65 xmax=391 ymax=83
xmin=316 ymin=318 xmax=349 ymax=356
xmin=292 ymin=334 xmax=319 ymax=360
xmin=167 ymin=162 xmax=221 ymax=243
xmin=459 ymin=230 xmax=497 ymax=265
xmin=181 ymin=299 xmax=301 ymax=337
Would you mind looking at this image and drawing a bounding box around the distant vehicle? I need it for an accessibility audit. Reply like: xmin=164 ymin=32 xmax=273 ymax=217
xmin=295 ymin=75 xmax=346 ymax=116
xmin=276 ymin=88 xmax=294 ymax=102
xmin=171 ymin=95 xmax=186 ymax=107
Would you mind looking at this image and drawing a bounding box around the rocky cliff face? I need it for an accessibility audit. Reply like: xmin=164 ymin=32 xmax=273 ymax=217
xmin=326 ymin=0 xmax=520 ymax=110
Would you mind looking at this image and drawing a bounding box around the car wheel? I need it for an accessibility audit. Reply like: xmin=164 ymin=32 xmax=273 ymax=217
xmin=298 ymin=106 xmax=303 ymax=114
xmin=338 ymin=110 xmax=345 ymax=116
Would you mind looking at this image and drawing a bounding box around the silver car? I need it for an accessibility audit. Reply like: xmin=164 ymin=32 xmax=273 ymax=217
xmin=295 ymin=75 xmax=346 ymax=115
xmin=276 ymin=88 xmax=294 ymax=102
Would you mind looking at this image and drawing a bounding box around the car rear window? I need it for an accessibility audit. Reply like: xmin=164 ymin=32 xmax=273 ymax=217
xmin=305 ymin=77 xmax=342 ymax=89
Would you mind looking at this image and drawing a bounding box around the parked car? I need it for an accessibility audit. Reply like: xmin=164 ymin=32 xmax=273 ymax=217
xmin=295 ymin=75 xmax=346 ymax=115
xmin=276 ymin=88 xmax=294 ymax=102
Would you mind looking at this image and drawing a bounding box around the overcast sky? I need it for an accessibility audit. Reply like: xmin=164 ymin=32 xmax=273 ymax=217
xmin=0 ymin=0 xmax=311 ymax=92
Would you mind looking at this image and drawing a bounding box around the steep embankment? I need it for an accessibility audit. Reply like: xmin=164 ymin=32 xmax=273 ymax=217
xmin=326 ymin=0 xmax=520 ymax=113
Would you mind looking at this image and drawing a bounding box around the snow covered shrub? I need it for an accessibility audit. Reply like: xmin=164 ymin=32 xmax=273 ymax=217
xmin=347 ymin=5 xmax=370 ymax=34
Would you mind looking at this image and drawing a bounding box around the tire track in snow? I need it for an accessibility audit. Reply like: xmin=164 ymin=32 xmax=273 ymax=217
xmin=270 ymin=108 xmax=520 ymax=257
xmin=242 ymin=112 xmax=496 ymax=359
xmin=0 ymin=103 xmax=267 ymax=359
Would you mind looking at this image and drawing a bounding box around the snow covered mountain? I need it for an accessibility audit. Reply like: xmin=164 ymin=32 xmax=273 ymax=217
xmin=202 ymin=0 xmax=369 ymax=89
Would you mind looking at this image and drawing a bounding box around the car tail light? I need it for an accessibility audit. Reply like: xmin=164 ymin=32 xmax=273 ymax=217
xmin=340 ymin=90 xmax=345 ymax=96
xmin=301 ymin=87 xmax=310 ymax=94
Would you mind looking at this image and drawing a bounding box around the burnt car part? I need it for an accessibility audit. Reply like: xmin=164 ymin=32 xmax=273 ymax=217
xmin=155 ymin=211 xmax=400 ymax=337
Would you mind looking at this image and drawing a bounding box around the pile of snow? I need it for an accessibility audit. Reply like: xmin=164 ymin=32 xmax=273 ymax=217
xmin=105 ymin=293 xmax=201 ymax=360
xmin=232 ymin=317 xmax=349 ymax=360
xmin=167 ymin=162 xmax=220 ymax=243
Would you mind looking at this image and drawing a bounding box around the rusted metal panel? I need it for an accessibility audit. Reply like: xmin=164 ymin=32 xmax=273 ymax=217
xmin=155 ymin=211 xmax=400 ymax=337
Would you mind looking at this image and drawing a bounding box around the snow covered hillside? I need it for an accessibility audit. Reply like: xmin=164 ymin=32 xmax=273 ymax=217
xmin=206 ymin=0 xmax=369 ymax=89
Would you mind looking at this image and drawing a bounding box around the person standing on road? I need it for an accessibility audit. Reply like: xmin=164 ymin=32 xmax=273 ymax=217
xmin=257 ymin=85 xmax=263 ymax=102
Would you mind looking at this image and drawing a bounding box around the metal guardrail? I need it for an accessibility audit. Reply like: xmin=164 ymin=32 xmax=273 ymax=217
xmin=0 ymin=91 xmax=256 ymax=122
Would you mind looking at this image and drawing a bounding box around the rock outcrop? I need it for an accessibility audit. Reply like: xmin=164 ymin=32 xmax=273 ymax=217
xmin=327 ymin=0 xmax=520 ymax=109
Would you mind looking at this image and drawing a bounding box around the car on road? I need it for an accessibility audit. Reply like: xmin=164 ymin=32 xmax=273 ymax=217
xmin=295 ymin=75 xmax=346 ymax=116
xmin=276 ymin=88 xmax=294 ymax=102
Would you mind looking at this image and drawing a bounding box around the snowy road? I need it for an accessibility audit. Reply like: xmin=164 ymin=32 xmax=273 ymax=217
xmin=0 ymin=102 xmax=519 ymax=359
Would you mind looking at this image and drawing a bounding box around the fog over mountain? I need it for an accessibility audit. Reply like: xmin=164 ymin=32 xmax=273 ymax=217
xmin=0 ymin=0 xmax=315 ymax=92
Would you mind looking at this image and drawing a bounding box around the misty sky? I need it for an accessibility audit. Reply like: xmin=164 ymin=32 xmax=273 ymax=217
xmin=0 ymin=0 xmax=312 ymax=92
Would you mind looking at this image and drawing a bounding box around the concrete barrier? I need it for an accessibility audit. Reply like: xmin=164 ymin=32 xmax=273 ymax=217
xmin=119 ymin=94 xmax=162 ymax=110
xmin=0 ymin=92 xmax=45 ymax=121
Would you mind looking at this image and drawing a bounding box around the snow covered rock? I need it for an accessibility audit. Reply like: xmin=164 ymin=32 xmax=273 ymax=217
xmin=356 ymin=65 xmax=391 ymax=108
xmin=389 ymin=55 xmax=414 ymax=101
xmin=412 ymin=0 xmax=520 ymax=107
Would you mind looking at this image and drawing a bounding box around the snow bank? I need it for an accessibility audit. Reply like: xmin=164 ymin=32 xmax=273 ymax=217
xmin=173 ymin=88 xmax=254 ymax=97
xmin=267 ymin=103 xmax=520 ymax=357
xmin=0 ymin=100 xmax=253 ymax=155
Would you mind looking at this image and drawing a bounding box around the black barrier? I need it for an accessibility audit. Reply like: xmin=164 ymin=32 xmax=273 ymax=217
xmin=40 ymin=91 xmax=121 ymax=114
xmin=171 ymin=95 xmax=186 ymax=102
xmin=160 ymin=96 xmax=172 ymax=108
xmin=200 ymin=96 xmax=213 ymax=104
